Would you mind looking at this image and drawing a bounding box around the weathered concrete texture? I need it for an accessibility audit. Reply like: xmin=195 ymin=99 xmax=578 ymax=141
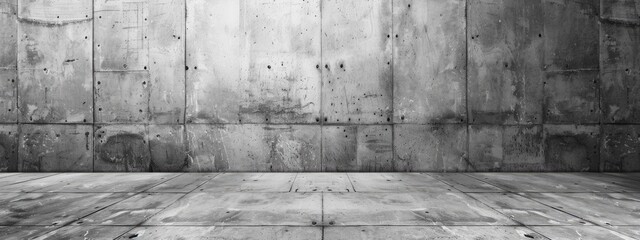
xmin=601 ymin=0 xmax=640 ymax=24
xmin=186 ymin=0 xmax=321 ymax=124
xmin=148 ymin=0 xmax=185 ymax=124
xmin=324 ymin=226 xmax=545 ymax=240
xmin=94 ymin=0 xmax=148 ymax=71
xmin=19 ymin=124 xmax=93 ymax=172
xmin=601 ymin=23 xmax=640 ymax=123
xmin=393 ymin=0 xmax=466 ymax=124
xmin=322 ymin=125 xmax=393 ymax=171
xmin=543 ymin=125 xmax=600 ymax=171
xmin=17 ymin=18 xmax=92 ymax=123
xmin=601 ymin=125 xmax=640 ymax=172
xmin=0 ymin=70 xmax=17 ymax=122
xmin=469 ymin=125 xmax=503 ymax=171
xmin=0 ymin=0 xmax=17 ymax=69
xmin=532 ymin=226 xmax=637 ymax=240
xmin=185 ymin=0 xmax=239 ymax=123
xmin=0 ymin=124 xmax=17 ymax=172
xmin=94 ymin=125 xmax=150 ymax=172
xmin=394 ymin=124 xmax=468 ymax=172
xmin=468 ymin=0 xmax=544 ymax=124
xmin=148 ymin=124 xmax=187 ymax=172
xmin=544 ymin=71 xmax=600 ymax=123
xmin=186 ymin=124 xmax=321 ymax=172
xmin=123 ymin=227 xmax=322 ymax=240
xmin=18 ymin=0 xmax=91 ymax=22
xmin=502 ymin=125 xmax=545 ymax=171
xmin=543 ymin=0 xmax=599 ymax=71
xmin=95 ymin=72 xmax=150 ymax=123
xmin=322 ymin=0 xmax=392 ymax=124
xmin=470 ymin=125 xmax=545 ymax=172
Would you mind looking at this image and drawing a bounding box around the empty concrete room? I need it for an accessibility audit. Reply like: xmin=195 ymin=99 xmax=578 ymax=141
xmin=0 ymin=0 xmax=639 ymax=239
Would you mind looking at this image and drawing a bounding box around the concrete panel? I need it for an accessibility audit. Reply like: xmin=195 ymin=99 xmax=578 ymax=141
xmin=503 ymin=125 xmax=545 ymax=171
xmin=526 ymin=192 xmax=640 ymax=225
xmin=147 ymin=173 xmax=218 ymax=193
xmin=430 ymin=173 xmax=506 ymax=192
xmin=79 ymin=193 xmax=182 ymax=225
xmin=30 ymin=173 xmax=178 ymax=192
xmin=544 ymin=71 xmax=600 ymax=123
xmin=18 ymin=0 xmax=91 ymax=22
xmin=0 ymin=0 xmax=16 ymax=69
xmin=324 ymin=226 xmax=546 ymax=240
xmin=0 ymin=70 xmax=17 ymax=122
xmin=123 ymin=227 xmax=322 ymax=240
xmin=469 ymin=172 xmax=615 ymax=192
xmin=94 ymin=124 xmax=150 ymax=172
xmin=601 ymin=24 xmax=640 ymax=123
xmin=34 ymin=226 xmax=132 ymax=240
xmin=601 ymin=0 xmax=640 ymax=24
xmin=185 ymin=0 xmax=240 ymax=123
xmin=324 ymin=192 xmax=515 ymax=225
xmin=95 ymin=72 xmax=149 ymax=123
xmin=144 ymin=192 xmax=322 ymax=225
xmin=393 ymin=0 xmax=466 ymax=123
xmin=322 ymin=125 xmax=393 ymax=171
xmin=237 ymin=0 xmax=321 ymax=124
xmin=468 ymin=0 xmax=544 ymax=124
xmin=532 ymin=226 xmax=637 ymax=240
xmin=94 ymin=0 xmax=148 ymax=71
xmin=291 ymin=173 xmax=354 ymax=192
xmin=469 ymin=125 xmax=504 ymax=171
xmin=148 ymin=124 xmax=187 ymax=172
xmin=186 ymin=124 xmax=321 ymax=172
xmin=186 ymin=0 xmax=320 ymax=124
xmin=602 ymin=125 xmax=640 ymax=172
xmin=200 ymin=173 xmax=296 ymax=192
xmin=543 ymin=125 xmax=600 ymax=171
xmin=148 ymin=0 xmax=185 ymax=124
xmin=394 ymin=124 xmax=468 ymax=172
xmin=322 ymin=0 xmax=392 ymax=124
xmin=19 ymin=124 xmax=93 ymax=172
xmin=543 ymin=0 xmax=599 ymax=71
xmin=349 ymin=173 xmax=453 ymax=192
xmin=18 ymin=20 xmax=92 ymax=123
xmin=0 ymin=124 xmax=17 ymax=172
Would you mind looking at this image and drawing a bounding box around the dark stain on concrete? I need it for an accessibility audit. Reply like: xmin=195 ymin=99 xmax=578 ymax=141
xmin=96 ymin=133 xmax=150 ymax=172
xmin=544 ymin=125 xmax=599 ymax=172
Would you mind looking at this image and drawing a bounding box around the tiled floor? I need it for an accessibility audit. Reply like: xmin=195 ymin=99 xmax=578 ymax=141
xmin=0 ymin=173 xmax=638 ymax=239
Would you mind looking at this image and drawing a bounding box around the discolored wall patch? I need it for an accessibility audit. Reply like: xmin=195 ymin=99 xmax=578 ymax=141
xmin=0 ymin=0 xmax=17 ymax=69
xmin=468 ymin=0 xmax=544 ymax=124
xmin=0 ymin=124 xmax=17 ymax=172
xmin=95 ymin=72 xmax=150 ymax=123
xmin=394 ymin=124 xmax=468 ymax=172
xmin=19 ymin=124 xmax=93 ymax=172
xmin=393 ymin=0 xmax=466 ymax=124
xmin=186 ymin=124 xmax=321 ymax=172
xmin=544 ymin=71 xmax=600 ymax=124
xmin=543 ymin=124 xmax=600 ymax=172
xmin=323 ymin=125 xmax=393 ymax=171
xmin=601 ymin=0 xmax=640 ymax=24
xmin=601 ymin=125 xmax=640 ymax=172
xmin=149 ymin=124 xmax=187 ymax=172
xmin=322 ymin=0 xmax=393 ymax=124
xmin=0 ymin=70 xmax=17 ymax=122
xmin=94 ymin=125 xmax=150 ymax=172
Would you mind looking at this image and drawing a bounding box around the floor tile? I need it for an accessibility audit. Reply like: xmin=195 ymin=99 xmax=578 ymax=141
xmin=0 ymin=193 xmax=130 ymax=226
xmin=469 ymin=193 xmax=590 ymax=225
xmin=430 ymin=173 xmax=505 ymax=192
xmin=291 ymin=173 xmax=353 ymax=192
xmin=323 ymin=192 xmax=515 ymax=226
xmin=0 ymin=173 xmax=59 ymax=191
xmin=33 ymin=173 xmax=180 ymax=193
xmin=565 ymin=173 xmax=640 ymax=192
xmin=0 ymin=173 xmax=20 ymax=179
xmin=323 ymin=226 xmax=547 ymax=240
xmin=75 ymin=193 xmax=184 ymax=225
xmin=348 ymin=173 xmax=455 ymax=192
xmin=525 ymin=192 xmax=640 ymax=225
xmin=144 ymin=192 xmax=321 ymax=226
xmin=532 ymin=226 xmax=637 ymax=240
xmin=146 ymin=173 xmax=219 ymax=193
xmin=606 ymin=173 xmax=640 ymax=182
xmin=33 ymin=226 xmax=132 ymax=240
xmin=0 ymin=226 xmax=55 ymax=240
xmin=608 ymin=226 xmax=640 ymax=239
xmin=199 ymin=173 xmax=297 ymax=192
xmin=118 ymin=226 xmax=322 ymax=240
xmin=468 ymin=173 xmax=613 ymax=192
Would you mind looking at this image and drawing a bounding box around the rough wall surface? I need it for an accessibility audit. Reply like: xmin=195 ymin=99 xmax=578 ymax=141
xmin=0 ymin=0 xmax=638 ymax=172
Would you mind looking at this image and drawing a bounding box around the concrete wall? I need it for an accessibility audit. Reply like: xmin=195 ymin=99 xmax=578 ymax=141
xmin=0 ymin=0 xmax=638 ymax=172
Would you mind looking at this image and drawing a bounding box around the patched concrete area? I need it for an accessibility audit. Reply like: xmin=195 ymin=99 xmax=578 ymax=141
xmin=0 ymin=173 xmax=637 ymax=239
